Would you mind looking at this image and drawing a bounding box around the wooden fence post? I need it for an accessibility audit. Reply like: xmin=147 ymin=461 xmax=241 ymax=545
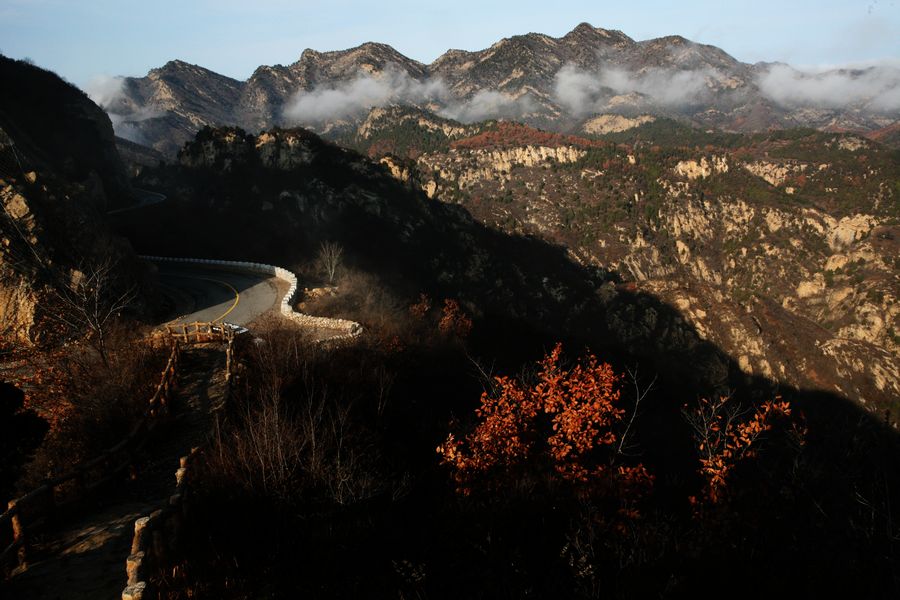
xmin=8 ymin=500 xmax=25 ymax=568
xmin=131 ymin=516 xmax=150 ymax=555
xmin=126 ymin=550 xmax=146 ymax=587
xmin=122 ymin=581 xmax=146 ymax=600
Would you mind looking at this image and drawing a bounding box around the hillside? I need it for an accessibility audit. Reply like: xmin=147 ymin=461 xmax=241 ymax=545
xmin=0 ymin=56 xmax=142 ymax=344
xmin=112 ymin=124 xmax=900 ymax=597
xmin=93 ymin=23 xmax=899 ymax=157
xmin=4 ymin=9 xmax=900 ymax=598
xmin=336 ymin=108 xmax=900 ymax=414
xmin=122 ymin=126 xmax=759 ymax=396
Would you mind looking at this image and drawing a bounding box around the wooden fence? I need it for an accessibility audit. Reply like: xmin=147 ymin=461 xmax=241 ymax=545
xmin=122 ymin=332 xmax=237 ymax=600
xmin=164 ymin=321 xmax=237 ymax=346
xmin=0 ymin=322 xmax=234 ymax=577
xmin=121 ymin=448 xmax=200 ymax=600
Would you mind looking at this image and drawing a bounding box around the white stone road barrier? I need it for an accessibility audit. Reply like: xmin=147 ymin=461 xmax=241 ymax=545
xmin=141 ymin=255 xmax=363 ymax=342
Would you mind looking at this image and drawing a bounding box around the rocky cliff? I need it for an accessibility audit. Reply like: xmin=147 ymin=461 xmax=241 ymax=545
xmin=353 ymin=115 xmax=900 ymax=415
xmin=0 ymin=57 xmax=139 ymax=344
xmin=124 ymin=125 xmax=898 ymax=420
xmin=0 ymin=56 xmax=131 ymax=206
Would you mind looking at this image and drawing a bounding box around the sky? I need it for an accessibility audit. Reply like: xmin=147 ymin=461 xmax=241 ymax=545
xmin=0 ymin=0 xmax=898 ymax=88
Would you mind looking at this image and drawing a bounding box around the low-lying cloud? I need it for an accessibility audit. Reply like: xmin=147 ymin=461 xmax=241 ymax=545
xmin=284 ymin=67 xmax=448 ymax=123
xmin=757 ymin=63 xmax=900 ymax=111
xmin=85 ymin=75 xmax=162 ymax=143
xmin=284 ymin=66 xmax=534 ymax=125
xmin=553 ymin=64 xmax=719 ymax=116
xmin=439 ymin=89 xmax=535 ymax=123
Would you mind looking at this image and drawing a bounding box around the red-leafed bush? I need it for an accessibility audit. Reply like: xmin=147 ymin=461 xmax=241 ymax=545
xmin=683 ymin=395 xmax=798 ymax=506
xmin=438 ymin=343 xmax=652 ymax=500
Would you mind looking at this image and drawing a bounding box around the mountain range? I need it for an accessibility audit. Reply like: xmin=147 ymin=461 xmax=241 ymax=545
xmin=92 ymin=23 xmax=900 ymax=156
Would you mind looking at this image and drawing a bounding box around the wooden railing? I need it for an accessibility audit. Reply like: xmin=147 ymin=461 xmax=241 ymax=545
xmin=164 ymin=321 xmax=237 ymax=346
xmin=122 ymin=448 xmax=200 ymax=600
xmin=0 ymin=322 xmax=234 ymax=577
xmin=122 ymin=332 xmax=237 ymax=600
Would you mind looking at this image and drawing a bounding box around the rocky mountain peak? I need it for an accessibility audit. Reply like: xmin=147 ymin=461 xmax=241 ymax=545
xmin=562 ymin=22 xmax=634 ymax=45
xmin=102 ymin=24 xmax=899 ymax=157
xmin=151 ymin=59 xmax=205 ymax=77
xmin=295 ymin=41 xmax=426 ymax=74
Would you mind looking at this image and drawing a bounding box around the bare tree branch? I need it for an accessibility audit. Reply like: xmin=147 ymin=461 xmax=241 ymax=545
xmin=317 ymin=241 xmax=343 ymax=285
xmin=617 ymin=365 xmax=656 ymax=456
xmin=45 ymin=256 xmax=137 ymax=366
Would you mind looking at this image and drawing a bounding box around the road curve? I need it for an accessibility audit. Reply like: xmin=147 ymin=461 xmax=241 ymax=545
xmin=107 ymin=188 xmax=166 ymax=215
xmin=156 ymin=263 xmax=279 ymax=326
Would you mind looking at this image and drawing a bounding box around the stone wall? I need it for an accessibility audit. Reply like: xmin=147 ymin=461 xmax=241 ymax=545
xmin=140 ymin=256 xmax=363 ymax=340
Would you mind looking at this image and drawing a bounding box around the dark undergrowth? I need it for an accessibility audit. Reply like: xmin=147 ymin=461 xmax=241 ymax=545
xmin=153 ymin=309 xmax=900 ymax=599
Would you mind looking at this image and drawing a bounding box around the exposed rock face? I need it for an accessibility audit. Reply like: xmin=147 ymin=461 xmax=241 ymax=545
xmin=743 ymin=160 xmax=807 ymax=187
xmin=359 ymin=106 xmax=475 ymax=141
xmin=352 ymin=114 xmax=900 ymax=414
xmin=582 ymin=114 xmax=655 ymax=134
xmin=128 ymin=128 xmax=793 ymax=405
xmin=416 ymin=145 xmax=585 ymax=196
xmin=0 ymin=167 xmax=137 ymax=343
xmin=674 ymin=156 xmax=729 ymax=180
xmin=0 ymin=58 xmax=139 ymax=343
xmin=378 ymin=156 xmax=413 ymax=184
xmin=98 ymin=23 xmax=899 ymax=157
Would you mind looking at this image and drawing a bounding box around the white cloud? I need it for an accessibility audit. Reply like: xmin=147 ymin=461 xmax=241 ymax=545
xmin=757 ymin=63 xmax=900 ymax=111
xmin=284 ymin=66 xmax=448 ymax=123
xmin=85 ymin=74 xmax=126 ymax=108
xmin=553 ymin=64 xmax=720 ymax=115
xmin=439 ymin=89 xmax=535 ymax=123
xmin=84 ymin=75 xmax=163 ymax=143
xmin=553 ymin=65 xmax=604 ymax=116
xmin=284 ymin=65 xmax=536 ymax=125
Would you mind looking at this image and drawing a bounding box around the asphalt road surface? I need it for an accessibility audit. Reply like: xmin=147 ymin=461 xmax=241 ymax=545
xmin=156 ymin=263 xmax=279 ymax=326
xmin=107 ymin=188 xmax=166 ymax=215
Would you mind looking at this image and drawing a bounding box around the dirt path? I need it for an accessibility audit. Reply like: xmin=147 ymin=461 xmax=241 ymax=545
xmin=2 ymin=345 xmax=227 ymax=600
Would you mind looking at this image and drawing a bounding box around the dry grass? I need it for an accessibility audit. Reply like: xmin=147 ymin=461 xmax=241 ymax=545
xmin=202 ymin=322 xmax=384 ymax=506
xmin=15 ymin=320 xmax=168 ymax=491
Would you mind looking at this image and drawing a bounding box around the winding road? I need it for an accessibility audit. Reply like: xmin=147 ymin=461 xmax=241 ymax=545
xmin=156 ymin=263 xmax=280 ymax=326
xmin=106 ymin=188 xmax=166 ymax=215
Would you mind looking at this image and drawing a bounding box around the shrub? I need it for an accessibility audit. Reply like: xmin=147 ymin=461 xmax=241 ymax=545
xmin=682 ymin=395 xmax=796 ymax=506
xmin=203 ymin=324 xmax=383 ymax=506
xmin=16 ymin=321 xmax=165 ymax=490
xmin=438 ymin=343 xmax=652 ymax=501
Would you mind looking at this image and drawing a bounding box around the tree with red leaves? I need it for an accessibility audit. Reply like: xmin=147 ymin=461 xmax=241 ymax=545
xmin=683 ymin=395 xmax=797 ymax=506
xmin=438 ymin=299 xmax=472 ymax=339
xmin=437 ymin=343 xmax=652 ymax=501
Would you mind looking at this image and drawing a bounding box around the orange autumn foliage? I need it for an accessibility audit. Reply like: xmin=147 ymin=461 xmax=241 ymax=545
xmin=409 ymin=293 xmax=472 ymax=339
xmin=409 ymin=293 xmax=432 ymax=320
xmin=438 ymin=299 xmax=472 ymax=339
xmin=438 ymin=343 xmax=652 ymax=498
xmin=684 ymin=395 xmax=793 ymax=505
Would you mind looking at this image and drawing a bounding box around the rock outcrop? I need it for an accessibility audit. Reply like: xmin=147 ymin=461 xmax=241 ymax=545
xmin=0 ymin=57 xmax=139 ymax=344
xmin=360 ymin=117 xmax=900 ymax=414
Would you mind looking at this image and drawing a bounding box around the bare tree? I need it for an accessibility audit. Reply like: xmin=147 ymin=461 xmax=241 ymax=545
xmin=617 ymin=365 xmax=657 ymax=456
xmin=47 ymin=257 xmax=137 ymax=367
xmin=317 ymin=241 xmax=343 ymax=285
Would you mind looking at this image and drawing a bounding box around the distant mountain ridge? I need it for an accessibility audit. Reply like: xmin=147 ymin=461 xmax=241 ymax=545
xmin=93 ymin=22 xmax=900 ymax=156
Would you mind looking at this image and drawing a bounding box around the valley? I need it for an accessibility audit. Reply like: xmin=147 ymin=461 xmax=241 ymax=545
xmin=1 ymin=13 xmax=899 ymax=598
